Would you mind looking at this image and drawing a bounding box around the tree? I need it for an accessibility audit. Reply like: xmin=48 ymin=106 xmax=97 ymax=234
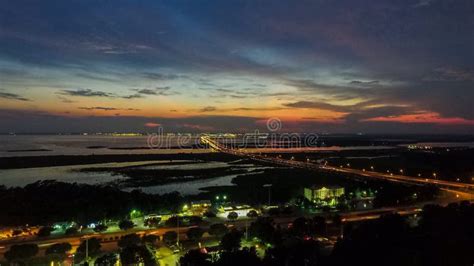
xmin=45 ymin=242 xmax=72 ymax=262
xmin=332 ymin=214 xmax=342 ymax=228
xmin=163 ymin=231 xmax=178 ymax=245
xmin=120 ymin=245 xmax=156 ymax=266
xmin=268 ymin=208 xmax=280 ymax=216
xmin=180 ymin=249 xmax=211 ymax=266
xmin=4 ymin=244 xmax=39 ymax=263
xmin=187 ymin=227 xmax=204 ymax=242
xmin=209 ymin=223 xmax=229 ymax=238
xmin=215 ymin=247 xmax=262 ymax=266
xmin=249 ymin=217 xmax=276 ymax=244
xmin=247 ymin=210 xmax=258 ymax=218
xmin=165 ymin=216 xmax=182 ymax=227
xmin=118 ymin=234 xmax=142 ymax=249
xmin=93 ymin=224 xmax=108 ymax=233
xmin=227 ymin=211 xmax=238 ymax=221
xmin=144 ymin=217 xmax=161 ymax=228
xmin=188 ymin=216 xmax=203 ymax=225
xmin=204 ymin=211 xmax=216 ymax=218
xmin=220 ymin=229 xmax=242 ymax=252
xmin=313 ymin=215 xmax=326 ymax=235
xmin=76 ymin=238 xmax=101 ymax=262
xmin=65 ymin=227 xmax=78 ymax=235
xmin=95 ymin=253 xmax=118 ymax=266
xmin=264 ymin=239 xmax=320 ymax=266
xmin=142 ymin=234 xmax=159 ymax=246
xmin=37 ymin=226 xmax=53 ymax=237
xmin=291 ymin=217 xmax=310 ymax=237
xmin=119 ymin=220 xmax=135 ymax=230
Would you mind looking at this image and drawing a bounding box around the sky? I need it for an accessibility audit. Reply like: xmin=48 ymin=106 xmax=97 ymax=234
xmin=0 ymin=0 xmax=473 ymax=134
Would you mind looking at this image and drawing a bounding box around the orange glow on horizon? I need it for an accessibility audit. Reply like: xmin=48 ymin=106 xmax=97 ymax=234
xmin=363 ymin=112 xmax=474 ymax=125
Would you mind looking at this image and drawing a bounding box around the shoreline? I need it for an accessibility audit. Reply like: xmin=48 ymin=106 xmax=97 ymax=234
xmin=0 ymin=152 xmax=238 ymax=169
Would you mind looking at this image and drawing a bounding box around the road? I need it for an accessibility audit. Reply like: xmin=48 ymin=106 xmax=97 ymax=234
xmin=0 ymin=204 xmax=434 ymax=261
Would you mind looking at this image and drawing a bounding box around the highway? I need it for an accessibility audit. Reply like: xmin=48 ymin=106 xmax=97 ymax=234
xmin=200 ymin=136 xmax=474 ymax=197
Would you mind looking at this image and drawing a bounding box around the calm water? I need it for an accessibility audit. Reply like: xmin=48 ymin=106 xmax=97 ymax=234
xmin=0 ymin=135 xmax=402 ymax=157
xmin=3 ymin=135 xmax=470 ymax=195
xmin=0 ymin=159 xmax=272 ymax=195
xmin=0 ymin=135 xmax=207 ymax=157
xmin=0 ymin=160 xmax=192 ymax=187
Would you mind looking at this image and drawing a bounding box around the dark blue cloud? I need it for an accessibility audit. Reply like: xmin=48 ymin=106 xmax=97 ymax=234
xmin=0 ymin=0 xmax=473 ymax=133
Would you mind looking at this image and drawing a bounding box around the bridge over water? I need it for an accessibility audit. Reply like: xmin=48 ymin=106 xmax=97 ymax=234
xmin=200 ymin=135 xmax=474 ymax=198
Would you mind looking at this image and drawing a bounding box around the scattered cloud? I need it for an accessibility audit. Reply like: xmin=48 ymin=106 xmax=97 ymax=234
xmin=133 ymin=87 xmax=178 ymax=96
xmin=121 ymin=94 xmax=144 ymax=99
xmin=199 ymin=106 xmax=217 ymax=112
xmin=423 ymin=67 xmax=474 ymax=82
xmin=413 ymin=0 xmax=435 ymax=8
xmin=349 ymin=80 xmax=379 ymax=86
xmin=0 ymin=91 xmax=30 ymax=101
xmin=75 ymin=73 xmax=118 ymax=82
xmin=59 ymin=89 xmax=114 ymax=98
xmin=141 ymin=72 xmax=182 ymax=80
xmin=56 ymin=96 xmax=76 ymax=103
xmin=78 ymin=107 xmax=140 ymax=111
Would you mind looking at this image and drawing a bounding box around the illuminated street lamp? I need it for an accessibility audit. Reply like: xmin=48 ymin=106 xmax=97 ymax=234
xmin=130 ymin=209 xmax=141 ymax=219
xmin=370 ymin=166 xmax=374 ymax=170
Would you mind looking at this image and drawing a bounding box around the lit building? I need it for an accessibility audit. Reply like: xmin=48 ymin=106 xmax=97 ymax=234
xmin=304 ymin=186 xmax=345 ymax=202
xmin=216 ymin=204 xmax=258 ymax=219
xmin=189 ymin=200 xmax=212 ymax=215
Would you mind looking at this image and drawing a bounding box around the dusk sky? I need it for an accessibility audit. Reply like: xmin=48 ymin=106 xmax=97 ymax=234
xmin=1 ymin=0 xmax=473 ymax=133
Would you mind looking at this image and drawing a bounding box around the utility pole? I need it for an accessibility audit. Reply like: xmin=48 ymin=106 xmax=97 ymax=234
xmin=263 ymin=184 xmax=272 ymax=206
xmin=245 ymin=219 xmax=248 ymax=241
xmin=85 ymin=238 xmax=89 ymax=265
xmin=176 ymin=215 xmax=180 ymax=249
